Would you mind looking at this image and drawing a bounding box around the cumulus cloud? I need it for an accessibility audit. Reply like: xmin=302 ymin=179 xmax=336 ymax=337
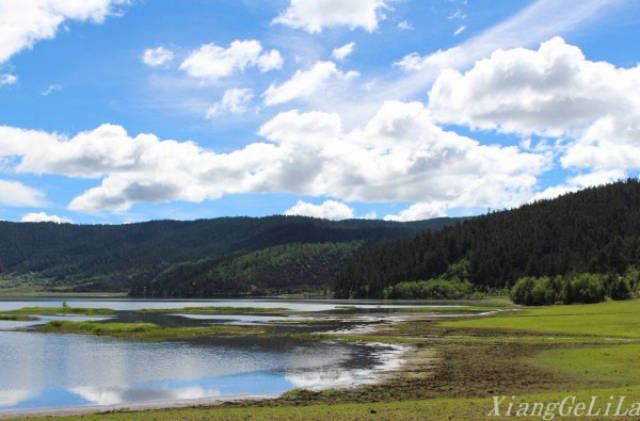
xmin=0 ymin=100 xmax=547 ymax=213
xmin=258 ymin=101 xmax=547 ymax=208
xmin=284 ymin=200 xmax=355 ymax=220
xmin=257 ymin=49 xmax=284 ymax=72
xmin=0 ymin=74 xmax=17 ymax=86
xmin=142 ymin=46 xmax=174 ymax=66
xmin=206 ymin=88 xmax=254 ymax=118
xmin=0 ymin=0 xmax=128 ymax=63
xmin=273 ymin=0 xmax=389 ymax=33
xmin=397 ymin=20 xmax=414 ymax=31
xmin=263 ymin=61 xmax=358 ymax=106
xmin=21 ymin=212 xmax=72 ymax=224
xmin=387 ymin=0 xmax=620 ymax=104
xmin=332 ymin=42 xmax=355 ymax=60
xmin=0 ymin=179 xmax=44 ymax=207
xmin=530 ymin=169 xmax=626 ymax=202
xmin=429 ymin=37 xmax=623 ymax=136
xmin=428 ymin=37 xmax=640 ymax=173
xmin=179 ymin=40 xmax=282 ymax=81
xmin=383 ymin=202 xmax=447 ymax=222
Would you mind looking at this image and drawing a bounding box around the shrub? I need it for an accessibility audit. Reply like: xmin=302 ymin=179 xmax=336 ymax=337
xmin=624 ymin=266 xmax=640 ymax=292
xmin=512 ymin=273 xmax=608 ymax=305
xmin=511 ymin=276 xmax=557 ymax=306
xmin=565 ymin=273 xmax=607 ymax=304
xmin=386 ymin=278 xmax=473 ymax=299
xmin=609 ymin=276 xmax=632 ymax=300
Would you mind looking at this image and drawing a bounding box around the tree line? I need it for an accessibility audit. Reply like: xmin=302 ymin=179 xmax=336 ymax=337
xmin=335 ymin=179 xmax=640 ymax=299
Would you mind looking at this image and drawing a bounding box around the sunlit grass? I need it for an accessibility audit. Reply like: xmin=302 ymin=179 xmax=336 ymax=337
xmin=438 ymin=299 xmax=640 ymax=337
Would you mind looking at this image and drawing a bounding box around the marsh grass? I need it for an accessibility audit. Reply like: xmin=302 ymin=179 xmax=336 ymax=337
xmin=0 ymin=313 xmax=39 ymax=321
xmin=36 ymin=320 xmax=272 ymax=340
xmin=9 ymin=306 xmax=114 ymax=316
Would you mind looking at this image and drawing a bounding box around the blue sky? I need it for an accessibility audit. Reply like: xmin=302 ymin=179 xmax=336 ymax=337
xmin=0 ymin=0 xmax=639 ymax=224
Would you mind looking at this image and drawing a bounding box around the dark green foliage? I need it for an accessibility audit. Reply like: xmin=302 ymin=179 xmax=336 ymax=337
xmin=564 ymin=274 xmax=607 ymax=304
xmin=336 ymin=180 xmax=640 ymax=298
xmin=511 ymin=277 xmax=559 ymax=306
xmin=0 ymin=215 xmax=460 ymax=296
xmin=608 ymin=276 xmax=631 ymax=301
xmin=383 ymin=278 xmax=473 ymax=300
xmin=511 ymin=273 xmax=609 ymax=305
xmin=624 ymin=266 xmax=640 ymax=292
xmin=134 ymin=242 xmax=362 ymax=297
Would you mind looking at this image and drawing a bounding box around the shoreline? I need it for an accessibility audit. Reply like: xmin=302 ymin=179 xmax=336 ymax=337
xmin=0 ymin=309 xmax=424 ymax=419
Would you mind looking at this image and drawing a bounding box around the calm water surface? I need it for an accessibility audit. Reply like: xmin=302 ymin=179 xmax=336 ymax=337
xmin=0 ymin=298 xmax=419 ymax=413
xmin=0 ymin=297 xmax=463 ymax=312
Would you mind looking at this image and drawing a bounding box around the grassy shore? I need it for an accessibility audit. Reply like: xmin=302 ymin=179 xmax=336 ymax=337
xmin=8 ymin=299 xmax=640 ymax=420
xmin=0 ymin=313 xmax=38 ymax=321
xmin=35 ymin=320 xmax=273 ymax=341
xmin=0 ymin=290 xmax=127 ymax=298
xmin=7 ymin=306 xmax=114 ymax=316
xmin=439 ymin=299 xmax=640 ymax=337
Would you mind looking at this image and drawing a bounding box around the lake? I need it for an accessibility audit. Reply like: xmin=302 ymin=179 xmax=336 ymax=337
xmin=0 ymin=298 xmax=432 ymax=414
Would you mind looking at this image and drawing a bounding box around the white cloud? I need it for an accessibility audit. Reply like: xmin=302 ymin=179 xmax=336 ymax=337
xmin=0 ymin=0 xmax=129 ymax=63
xmin=429 ymin=37 xmax=621 ymax=136
xmin=0 ymin=74 xmax=17 ymax=86
xmin=363 ymin=211 xmax=378 ymax=219
xmin=284 ymin=200 xmax=355 ymax=220
xmin=0 ymin=100 xmax=547 ymax=213
xmin=530 ymin=169 xmax=626 ymax=202
xmin=427 ymin=37 xmax=640 ymax=174
xmin=384 ymin=202 xmax=447 ymax=222
xmin=263 ymin=61 xmax=359 ymax=106
xmin=179 ymin=40 xmax=282 ymax=81
xmin=206 ymin=88 xmax=254 ymax=118
xmin=397 ymin=20 xmax=414 ymax=31
xmin=529 ymin=184 xmax=578 ymax=202
xmin=257 ymin=49 xmax=284 ymax=72
xmin=332 ymin=42 xmax=355 ymax=60
xmin=273 ymin=0 xmax=390 ymax=33
xmin=453 ymin=25 xmax=466 ymax=36
xmin=385 ymin=0 xmax=622 ymax=103
xmin=21 ymin=212 xmax=72 ymax=224
xmin=258 ymin=101 xmax=547 ymax=207
xmin=0 ymin=179 xmax=44 ymax=207
xmin=41 ymin=83 xmax=61 ymax=96
xmin=142 ymin=46 xmax=174 ymax=66
xmin=561 ymin=115 xmax=640 ymax=171
xmin=569 ymin=169 xmax=626 ymax=188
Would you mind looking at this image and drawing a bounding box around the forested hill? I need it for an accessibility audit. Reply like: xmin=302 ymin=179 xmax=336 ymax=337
xmin=0 ymin=215 xmax=460 ymax=296
xmin=336 ymin=179 xmax=640 ymax=298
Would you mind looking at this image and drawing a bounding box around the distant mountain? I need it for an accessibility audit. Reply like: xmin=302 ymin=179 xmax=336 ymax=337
xmin=0 ymin=215 xmax=462 ymax=296
xmin=335 ymin=179 xmax=640 ymax=298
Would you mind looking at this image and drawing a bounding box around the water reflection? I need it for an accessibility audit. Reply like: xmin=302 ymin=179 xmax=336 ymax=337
xmin=0 ymin=298 xmax=466 ymax=312
xmin=173 ymin=313 xmax=311 ymax=325
xmin=0 ymin=329 xmax=400 ymax=413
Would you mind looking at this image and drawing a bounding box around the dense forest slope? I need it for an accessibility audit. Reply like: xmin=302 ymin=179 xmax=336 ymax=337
xmin=0 ymin=216 xmax=460 ymax=295
xmin=336 ymin=180 xmax=640 ymax=298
